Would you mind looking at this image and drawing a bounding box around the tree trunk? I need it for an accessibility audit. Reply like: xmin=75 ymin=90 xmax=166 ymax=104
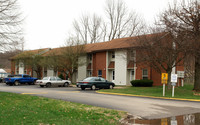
xmin=194 ymin=56 xmax=200 ymax=91
xmin=69 ymin=72 xmax=73 ymax=83
xmin=167 ymin=70 xmax=172 ymax=89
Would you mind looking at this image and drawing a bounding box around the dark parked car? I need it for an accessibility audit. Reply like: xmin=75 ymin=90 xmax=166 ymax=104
xmin=76 ymin=77 xmax=115 ymax=90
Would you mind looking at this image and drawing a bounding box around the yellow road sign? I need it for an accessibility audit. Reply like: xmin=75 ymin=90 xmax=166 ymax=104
xmin=162 ymin=73 xmax=168 ymax=84
xmin=162 ymin=73 xmax=168 ymax=80
xmin=161 ymin=118 xmax=168 ymax=125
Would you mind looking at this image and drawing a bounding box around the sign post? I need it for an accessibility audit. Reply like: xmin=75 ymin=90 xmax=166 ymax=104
xmin=171 ymin=74 xmax=178 ymax=97
xmin=161 ymin=73 xmax=168 ymax=96
xmin=177 ymin=71 xmax=184 ymax=87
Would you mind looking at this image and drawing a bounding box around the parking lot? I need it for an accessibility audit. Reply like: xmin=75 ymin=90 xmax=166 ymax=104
xmin=1 ymin=82 xmax=200 ymax=119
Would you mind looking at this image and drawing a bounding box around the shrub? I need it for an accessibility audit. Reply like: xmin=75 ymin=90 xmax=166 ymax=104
xmin=58 ymin=74 xmax=64 ymax=79
xmin=131 ymin=79 xmax=153 ymax=87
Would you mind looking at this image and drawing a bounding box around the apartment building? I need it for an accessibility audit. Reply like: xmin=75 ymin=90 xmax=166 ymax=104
xmin=11 ymin=34 xmax=184 ymax=86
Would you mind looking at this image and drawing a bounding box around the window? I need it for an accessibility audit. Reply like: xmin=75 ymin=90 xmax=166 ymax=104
xmin=23 ymin=75 xmax=30 ymax=78
xmin=112 ymin=70 xmax=115 ymax=80
xmin=56 ymin=77 xmax=62 ymax=81
xmin=88 ymin=54 xmax=92 ymax=61
xmin=98 ymin=70 xmax=102 ymax=77
xmin=20 ymin=63 xmax=24 ymax=67
xmin=142 ymin=69 xmax=148 ymax=79
xmin=130 ymin=70 xmax=134 ymax=81
xmin=14 ymin=75 xmax=22 ymax=78
xmin=50 ymin=77 xmax=56 ymax=81
xmin=100 ymin=77 xmax=106 ymax=82
xmin=130 ymin=50 xmax=135 ymax=60
xmin=111 ymin=52 xmax=115 ymax=58
xmin=95 ymin=78 xmax=101 ymax=81
xmin=87 ymin=70 xmax=92 ymax=77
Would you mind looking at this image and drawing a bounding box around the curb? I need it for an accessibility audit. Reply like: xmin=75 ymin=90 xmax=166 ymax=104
xmin=96 ymin=91 xmax=200 ymax=102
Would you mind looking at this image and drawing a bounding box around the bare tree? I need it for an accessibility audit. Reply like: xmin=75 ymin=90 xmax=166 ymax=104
xmin=71 ymin=0 xmax=141 ymax=43
xmin=159 ymin=0 xmax=200 ymax=91
xmin=0 ymin=49 xmax=21 ymax=68
xmin=135 ymin=27 xmax=187 ymax=88
xmin=104 ymin=0 xmax=140 ymax=40
xmin=14 ymin=49 xmax=48 ymax=79
xmin=45 ymin=37 xmax=86 ymax=83
xmin=73 ymin=14 xmax=103 ymax=44
xmin=0 ymin=0 xmax=23 ymax=52
xmin=88 ymin=14 xmax=102 ymax=43
xmin=73 ymin=15 xmax=89 ymax=44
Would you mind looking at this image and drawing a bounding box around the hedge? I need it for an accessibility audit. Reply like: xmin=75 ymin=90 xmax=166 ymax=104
xmin=131 ymin=79 xmax=153 ymax=87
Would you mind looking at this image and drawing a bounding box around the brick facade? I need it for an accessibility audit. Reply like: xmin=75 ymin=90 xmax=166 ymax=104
xmin=10 ymin=34 xmax=185 ymax=86
xmin=92 ymin=52 xmax=107 ymax=79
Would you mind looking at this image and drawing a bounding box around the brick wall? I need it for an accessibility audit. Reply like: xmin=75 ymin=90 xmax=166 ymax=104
xmin=11 ymin=60 xmax=15 ymax=74
xmin=92 ymin=52 xmax=106 ymax=79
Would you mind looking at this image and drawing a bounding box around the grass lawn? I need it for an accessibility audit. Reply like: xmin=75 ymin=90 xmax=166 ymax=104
xmin=98 ymin=84 xmax=200 ymax=100
xmin=0 ymin=92 xmax=126 ymax=125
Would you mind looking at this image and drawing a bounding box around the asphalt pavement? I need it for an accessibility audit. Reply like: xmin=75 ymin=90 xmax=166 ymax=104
xmin=0 ymin=83 xmax=200 ymax=119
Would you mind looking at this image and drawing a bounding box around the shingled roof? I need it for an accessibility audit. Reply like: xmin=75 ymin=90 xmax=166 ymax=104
xmin=12 ymin=33 xmax=167 ymax=58
xmin=43 ymin=36 xmax=138 ymax=56
xmin=85 ymin=37 xmax=138 ymax=53
xmin=11 ymin=48 xmax=51 ymax=59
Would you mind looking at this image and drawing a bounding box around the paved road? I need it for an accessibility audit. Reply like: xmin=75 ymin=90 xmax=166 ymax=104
xmin=0 ymin=83 xmax=200 ymax=119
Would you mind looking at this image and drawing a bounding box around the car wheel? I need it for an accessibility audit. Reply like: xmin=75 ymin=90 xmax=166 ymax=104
xmin=14 ymin=81 xmax=20 ymax=86
xmin=63 ymin=82 xmax=69 ymax=87
xmin=91 ymin=85 xmax=96 ymax=90
xmin=40 ymin=85 xmax=44 ymax=87
xmin=46 ymin=83 xmax=51 ymax=87
xmin=109 ymin=85 xmax=114 ymax=89
xmin=81 ymin=87 xmax=85 ymax=90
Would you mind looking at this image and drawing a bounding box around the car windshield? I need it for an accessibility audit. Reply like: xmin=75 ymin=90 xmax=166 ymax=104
xmin=42 ymin=77 xmax=49 ymax=80
xmin=13 ymin=75 xmax=22 ymax=78
xmin=8 ymin=75 xmax=14 ymax=77
xmin=82 ymin=77 xmax=96 ymax=81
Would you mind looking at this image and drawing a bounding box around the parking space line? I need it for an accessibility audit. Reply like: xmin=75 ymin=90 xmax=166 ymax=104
xmin=21 ymin=92 xmax=48 ymax=95
xmin=57 ymin=91 xmax=80 ymax=94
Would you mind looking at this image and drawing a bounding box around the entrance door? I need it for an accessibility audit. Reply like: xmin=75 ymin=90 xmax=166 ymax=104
xmin=130 ymin=70 xmax=135 ymax=81
xmin=112 ymin=70 xmax=115 ymax=82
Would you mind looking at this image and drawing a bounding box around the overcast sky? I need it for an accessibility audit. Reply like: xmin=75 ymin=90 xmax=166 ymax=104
xmin=18 ymin=0 xmax=178 ymax=50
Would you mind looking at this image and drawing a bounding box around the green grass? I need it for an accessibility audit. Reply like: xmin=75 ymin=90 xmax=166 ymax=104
xmin=98 ymin=84 xmax=200 ymax=100
xmin=0 ymin=92 xmax=126 ymax=125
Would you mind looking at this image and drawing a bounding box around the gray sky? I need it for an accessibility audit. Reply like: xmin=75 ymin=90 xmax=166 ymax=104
xmin=18 ymin=0 xmax=177 ymax=50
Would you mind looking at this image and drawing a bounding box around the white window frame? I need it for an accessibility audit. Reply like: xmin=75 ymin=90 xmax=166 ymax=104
xmin=130 ymin=50 xmax=135 ymax=60
xmin=142 ymin=69 xmax=148 ymax=79
xmin=87 ymin=70 xmax=92 ymax=77
xmin=88 ymin=54 xmax=92 ymax=62
xmin=98 ymin=70 xmax=102 ymax=77
xmin=111 ymin=51 xmax=115 ymax=58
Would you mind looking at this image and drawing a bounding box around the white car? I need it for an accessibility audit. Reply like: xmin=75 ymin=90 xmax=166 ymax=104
xmin=36 ymin=76 xmax=71 ymax=87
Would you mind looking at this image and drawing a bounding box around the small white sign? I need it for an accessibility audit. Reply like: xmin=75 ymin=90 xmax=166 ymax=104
xmin=171 ymin=74 xmax=178 ymax=83
xmin=171 ymin=120 xmax=177 ymax=125
xmin=177 ymin=71 xmax=184 ymax=78
xmin=171 ymin=82 xmax=176 ymax=86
